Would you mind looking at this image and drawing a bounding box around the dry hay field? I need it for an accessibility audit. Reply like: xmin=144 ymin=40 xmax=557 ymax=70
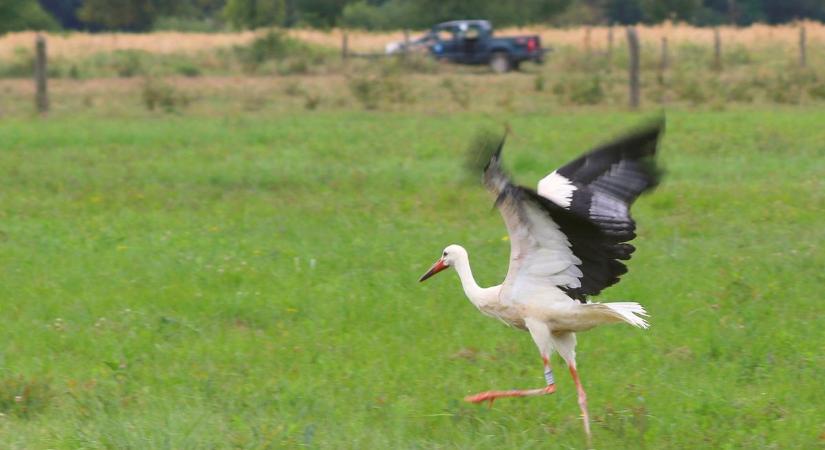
xmin=2 ymin=21 xmax=825 ymax=60
xmin=2 ymin=21 xmax=825 ymax=114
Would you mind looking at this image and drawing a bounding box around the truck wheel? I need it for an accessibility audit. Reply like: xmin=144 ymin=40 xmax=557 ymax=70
xmin=490 ymin=52 xmax=511 ymax=73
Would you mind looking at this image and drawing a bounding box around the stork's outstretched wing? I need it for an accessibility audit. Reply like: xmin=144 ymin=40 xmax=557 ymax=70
xmin=482 ymin=121 xmax=664 ymax=303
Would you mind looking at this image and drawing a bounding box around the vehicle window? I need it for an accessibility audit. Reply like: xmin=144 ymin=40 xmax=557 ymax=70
xmin=465 ymin=25 xmax=481 ymax=40
xmin=436 ymin=29 xmax=455 ymax=42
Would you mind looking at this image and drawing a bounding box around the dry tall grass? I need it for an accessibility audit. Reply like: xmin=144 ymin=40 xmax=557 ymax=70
xmin=508 ymin=20 xmax=825 ymax=49
xmin=0 ymin=31 xmax=257 ymax=60
xmin=288 ymin=21 xmax=825 ymax=52
xmin=2 ymin=21 xmax=824 ymax=60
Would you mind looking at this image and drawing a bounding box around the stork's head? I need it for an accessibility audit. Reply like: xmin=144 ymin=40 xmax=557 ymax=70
xmin=419 ymin=244 xmax=466 ymax=282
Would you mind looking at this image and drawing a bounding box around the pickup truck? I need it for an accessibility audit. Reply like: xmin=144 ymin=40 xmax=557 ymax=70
xmin=387 ymin=20 xmax=546 ymax=73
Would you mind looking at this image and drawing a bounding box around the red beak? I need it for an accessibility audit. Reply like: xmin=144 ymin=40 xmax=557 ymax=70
xmin=419 ymin=259 xmax=448 ymax=282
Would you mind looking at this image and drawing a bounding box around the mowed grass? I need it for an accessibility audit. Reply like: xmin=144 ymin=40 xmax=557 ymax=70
xmin=0 ymin=110 xmax=823 ymax=448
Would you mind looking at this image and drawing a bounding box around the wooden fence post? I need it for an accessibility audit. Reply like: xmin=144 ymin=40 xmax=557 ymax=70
xmin=660 ymin=37 xmax=669 ymax=73
xmin=341 ymin=30 xmax=349 ymax=60
xmin=626 ymin=27 xmax=640 ymax=109
xmin=403 ymin=29 xmax=410 ymax=59
xmin=713 ymin=27 xmax=722 ymax=71
xmin=584 ymin=26 xmax=592 ymax=61
xmin=606 ymin=26 xmax=614 ymax=71
xmin=799 ymin=25 xmax=807 ymax=68
xmin=657 ymin=36 xmax=669 ymax=92
xmin=35 ymin=34 xmax=49 ymax=114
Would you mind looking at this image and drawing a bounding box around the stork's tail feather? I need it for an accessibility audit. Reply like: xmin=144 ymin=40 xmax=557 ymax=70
xmin=601 ymin=302 xmax=650 ymax=329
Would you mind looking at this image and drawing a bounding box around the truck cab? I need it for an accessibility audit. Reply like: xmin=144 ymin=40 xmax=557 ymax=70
xmin=424 ymin=20 xmax=545 ymax=72
xmin=429 ymin=20 xmax=493 ymax=65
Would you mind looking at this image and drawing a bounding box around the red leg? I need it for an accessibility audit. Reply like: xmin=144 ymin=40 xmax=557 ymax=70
xmin=465 ymin=356 xmax=556 ymax=405
xmin=464 ymin=385 xmax=555 ymax=404
xmin=568 ymin=365 xmax=591 ymax=440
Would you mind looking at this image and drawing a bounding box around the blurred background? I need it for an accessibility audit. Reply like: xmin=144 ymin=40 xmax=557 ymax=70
xmin=2 ymin=0 xmax=825 ymax=114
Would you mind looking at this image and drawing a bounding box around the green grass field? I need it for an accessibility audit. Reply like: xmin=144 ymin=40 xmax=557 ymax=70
xmin=0 ymin=110 xmax=823 ymax=448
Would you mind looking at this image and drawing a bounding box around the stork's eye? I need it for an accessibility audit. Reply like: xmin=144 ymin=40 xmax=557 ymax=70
xmin=443 ymin=251 xmax=448 ymax=257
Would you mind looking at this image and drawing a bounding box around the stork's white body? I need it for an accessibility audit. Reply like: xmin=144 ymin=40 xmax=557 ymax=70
xmin=454 ymin=263 xmax=619 ymax=332
xmin=419 ymin=122 xmax=664 ymax=442
xmin=448 ymin=243 xmax=647 ymax=352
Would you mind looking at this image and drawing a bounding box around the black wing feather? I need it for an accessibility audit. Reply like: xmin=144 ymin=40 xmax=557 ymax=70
xmin=520 ymin=188 xmax=633 ymax=302
xmin=478 ymin=120 xmax=664 ymax=304
xmin=555 ymin=120 xmax=664 ymax=301
xmin=556 ymin=119 xmax=664 ymax=190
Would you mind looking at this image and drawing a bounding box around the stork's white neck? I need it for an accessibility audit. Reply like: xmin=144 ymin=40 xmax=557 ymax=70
xmin=452 ymin=251 xmax=495 ymax=308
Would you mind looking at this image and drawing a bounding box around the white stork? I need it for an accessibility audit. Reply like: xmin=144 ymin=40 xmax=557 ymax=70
xmin=419 ymin=121 xmax=664 ymax=439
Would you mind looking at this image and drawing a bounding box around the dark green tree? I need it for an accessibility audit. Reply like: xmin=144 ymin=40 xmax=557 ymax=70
xmin=291 ymin=0 xmax=349 ymax=27
xmin=27 ymin=0 xmax=825 ymax=31
xmin=223 ymin=0 xmax=287 ymax=28
xmin=761 ymin=0 xmax=825 ymax=23
xmin=340 ymin=1 xmax=386 ymax=28
xmin=39 ymin=0 xmax=86 ymax=29
xmin=604 ymin=0 xmax=644 ymax=24
xmin=0 ymin=0 xmax=60 ymax=33
xmin=166 ymin=0 xmax=227 ymax=18
xmin=76 ymin=0 xmax=157 ymax=30
xmin=639 ymin=0 xmax=702 ymax=22
xmin=342 ymin=0 xmax=572 ymax=30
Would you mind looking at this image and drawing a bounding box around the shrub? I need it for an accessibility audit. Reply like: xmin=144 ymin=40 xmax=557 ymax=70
xmin=175 ymin=62 xmax=201 ymax=77
xmin=534 ymin=74 xmax=545 ymax=92
xmin=111 ymin=50 xmax=146 ymax=78
xmin=278 ymin=58 xmax=310 ymax=75
xmin=68 ymin=64 xmax=82 ymax=79
xmin=768 ymin=84 xmax=800 ymax=104
xmin=551 ymin=79 xmax=565 ymax=97
xmin=809 ymin=83 xmax=825 ymax=100
xmin=283 ymin=81 xmax=306 ymax=97
xmin=234 ymin=30 xmax=326 ymax=73
xmin=673 ymin=76 xmax=707 ymax=105
xmin=348 ymin=76 xmax=381 ymax=110
xmin=554 ymin=75 xmax=605 ymax=105
xmin=568 ymin=75 xmax=605 ymax=105
xmin=767 ymin=73 xmax=805 ymax=104
xmin=348 ymin=73 xmax=413 ymax=110
xmin=0 ymin=46 xmax=34 ymax=78
xmin=303 ymin=92 xmax=321 ymax=110
xmin=441 ymin=78 xmax=470 ymax=109
xmin=725 ymin=82 xmax=753 ymax=103
xmin=380 ymin=74 xmax=413 ymax=104
xmin=142 ymin=77 xmax=190 ymax=112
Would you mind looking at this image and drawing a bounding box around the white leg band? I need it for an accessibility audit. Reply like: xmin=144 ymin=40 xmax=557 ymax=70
xmin=544 ymin=368 xmax=555 ymax=385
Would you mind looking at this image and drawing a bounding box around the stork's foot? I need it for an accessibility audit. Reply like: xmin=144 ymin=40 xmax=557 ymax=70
xmin=465 ymin=384 xmax=556 ymax=405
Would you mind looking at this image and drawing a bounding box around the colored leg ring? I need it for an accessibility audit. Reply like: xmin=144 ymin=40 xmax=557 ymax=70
xmin=544 ymin=368 xmax=555 ymax=385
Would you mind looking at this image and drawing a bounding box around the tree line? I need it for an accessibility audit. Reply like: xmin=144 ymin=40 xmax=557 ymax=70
xmin=4 ymin=0 xmax=825 ymax=34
